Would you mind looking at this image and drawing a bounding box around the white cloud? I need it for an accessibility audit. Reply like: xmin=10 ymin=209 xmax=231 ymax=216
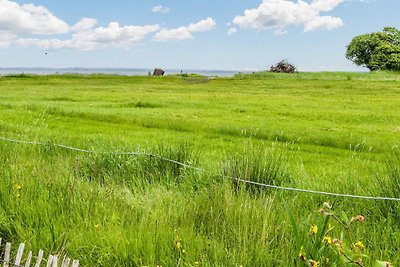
xmin=0 ymin=32 xmax=15 ymax=47
xmin=17 ymin=22 xmax=160 ymax=50
xmin=71 ymin=18 xmax=98 ymax=32
xmin=303 ymin=15 xmax=343 ymax=32
xmin=233 ymin=0 xmax=344 ymax=33
xmin=154 ymin=17 xmax=216 ymax=42
xmin=273 ymin=28 xmax=287 ymax=35
xmin=227 ymin=27 xmax=237 ymax=35
xmin=16 ymin=38 xmax=68 ymax=50
xmin=0 ymin=0 xmax=69 ymax=35
xmin=151 ymin=5 xmax=171 ymax=14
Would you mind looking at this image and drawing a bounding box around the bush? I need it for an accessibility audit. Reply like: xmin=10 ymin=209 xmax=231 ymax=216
xmin=269 ymin=60 xmax=298 ymax=73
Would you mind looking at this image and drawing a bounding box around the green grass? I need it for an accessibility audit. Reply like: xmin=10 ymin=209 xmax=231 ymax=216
xmin=1 ymin=72 xmax=400 ymax=266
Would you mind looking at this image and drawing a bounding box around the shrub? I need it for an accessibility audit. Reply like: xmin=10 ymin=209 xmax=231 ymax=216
xmin=269 ymin=60 xmax=298 ymax=73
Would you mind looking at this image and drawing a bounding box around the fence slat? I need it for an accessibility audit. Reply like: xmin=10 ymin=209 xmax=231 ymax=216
xmin=46 ymin=255 xmax=53 ymax=267
xmin=51 ymin=255 xmax=58 ymax=267
xmin=3 ymin=243 xmax=11 ymax=267
xmin=71 ymin=260 xmax=79 ymax=267
xmin=25 ymin=251 xmax=33 ymax=267
xmin=61 ymin=257 xmax=70 ymax=267
xmin=15 ymin=243 xmax=25 ymax=265
xmin=34 ymin=250 xmax=44 ymax=267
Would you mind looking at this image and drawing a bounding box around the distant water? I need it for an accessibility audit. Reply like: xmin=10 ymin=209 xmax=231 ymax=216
xmin=0 ymin=68 xmax=253 ymax=77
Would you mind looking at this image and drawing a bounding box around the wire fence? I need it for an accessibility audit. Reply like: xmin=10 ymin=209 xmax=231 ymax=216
xmin=1 ymin=136 xmax=400 ymax=202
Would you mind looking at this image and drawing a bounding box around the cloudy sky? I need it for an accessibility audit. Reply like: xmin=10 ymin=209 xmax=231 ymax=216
xmin=0 ymin=0 xmax=399 ymax=71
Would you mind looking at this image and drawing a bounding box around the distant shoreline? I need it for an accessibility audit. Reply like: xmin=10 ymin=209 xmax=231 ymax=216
xmin=0 ymin=67 xmax=254 ymax=77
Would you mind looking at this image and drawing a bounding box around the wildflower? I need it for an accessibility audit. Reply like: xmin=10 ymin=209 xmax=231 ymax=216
xmin=332 ymin=239 xmax=343 ymax=250
xmin=323 ymin=236 xmax=332 ymax=245
xmin=15 ymin=184 xmax=22 ymax=190
xmin=175 ymin=239 xmax=182 ymax=250
xmin=16 ymin=193 xmax=21 ymax=198
xmin=353 ymin=241 xmax=364 ymax=250
xmin=309 ymin=260 xmax=320 ymax=267
xmin=299 ymin=253 xmax=306 ymax=261
xmin=299 ymin=246 xmax=306 ymax=262
xmin=323 ymin=202 xmax=332 ymax=209
xmin=194 ymin=262 xmax=200 ymax=267
xmin=355 ymin=215 xmax=365 ymax=223
xmin=94 ymin=224 xmax=100 ymax=229
xmin=309 ymin=225 xmax=318 ymax=236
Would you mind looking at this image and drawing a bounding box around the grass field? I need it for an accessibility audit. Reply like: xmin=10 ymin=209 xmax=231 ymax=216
xmin=1 ymin=72 xmax=400 ymax=266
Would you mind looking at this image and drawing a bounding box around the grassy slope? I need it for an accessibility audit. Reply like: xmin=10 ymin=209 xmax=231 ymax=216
xmin=0 ymin=72 xmax=400 ymax=266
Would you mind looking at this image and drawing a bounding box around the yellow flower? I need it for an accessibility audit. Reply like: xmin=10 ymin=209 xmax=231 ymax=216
xmin=323 ymin=236 xmax=332 ymax=245
xmin=194 ymin=262 xmax=200 ymax=267
xmin=94 ymin=224 xmax=100 ymax=229
xmin=175 ymin=240 xmax=182 ymax=250
xmin=309 ymin=225 xmax=318 ymax=236
xmin=15 ymin=184 xmax=22 ymax=190
xmin=310 ymin=260 xmax=320 ymax=267
xmin=354 ymin=241 xmax=364 ymax=250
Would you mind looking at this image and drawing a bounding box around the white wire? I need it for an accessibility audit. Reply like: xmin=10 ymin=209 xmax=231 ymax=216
xmin=1 ymin=135 xmax=400 ymax=202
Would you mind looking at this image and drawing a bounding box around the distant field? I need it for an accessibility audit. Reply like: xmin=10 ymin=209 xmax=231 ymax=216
xmin=1 ymin=72 xmax=400 ymax=266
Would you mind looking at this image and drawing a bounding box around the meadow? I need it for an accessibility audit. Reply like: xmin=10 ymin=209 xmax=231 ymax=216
xmin=0 ymin=71 xmax=400 ymax=266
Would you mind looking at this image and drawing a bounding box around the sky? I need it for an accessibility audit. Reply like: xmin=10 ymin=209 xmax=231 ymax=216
xmin=0 ymin=0 xmax=399 ymax=71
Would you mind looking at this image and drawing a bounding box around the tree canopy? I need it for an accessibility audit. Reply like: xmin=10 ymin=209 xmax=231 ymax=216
xmin=346 ymin=27 xmax=400 ymax=71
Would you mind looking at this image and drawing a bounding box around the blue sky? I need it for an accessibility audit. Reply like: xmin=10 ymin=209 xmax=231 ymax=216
xmin=0 ymin=0 xmax=399 ymax=71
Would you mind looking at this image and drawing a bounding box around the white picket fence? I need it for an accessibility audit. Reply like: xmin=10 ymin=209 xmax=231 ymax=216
xmin=0 ymin=238 xmax=79 ymax=267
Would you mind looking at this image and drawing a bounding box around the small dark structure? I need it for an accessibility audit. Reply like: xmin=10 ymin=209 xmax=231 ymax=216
xmin=153 ymin=68 xmax=165 ymax=76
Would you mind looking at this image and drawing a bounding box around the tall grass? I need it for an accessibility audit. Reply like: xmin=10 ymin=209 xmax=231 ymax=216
xmin=372 ymin=150 xmax=400 ymax=226
xmin=221 ymin=144 xmax=290 ymax=194
xmin=1 ymin=139 xmax=399 ymax=265
xmin=77 ymin=142 xmax=200 ymax=188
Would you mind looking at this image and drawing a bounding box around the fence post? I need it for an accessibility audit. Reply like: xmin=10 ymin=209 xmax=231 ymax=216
xmin=51 ymin=255 xmax=58 ymax=267
xmin=25 ymin=251 xmax=33 ymax=267
xmin=34 ymin=250 xmax=44 ymax=267
xmin=3 ymin=243 xmax=11 ymax=267
xmin=15 ymin=243 xmax=25 ymax=266
xmin=61 ymin=257 xmax=70 ymax=267
xmin=46 ymin=255 xmax=53 ymax=267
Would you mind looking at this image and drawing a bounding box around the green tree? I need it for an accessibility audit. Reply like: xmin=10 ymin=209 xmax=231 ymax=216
xmin=346 ymin=27 xmax=400 ymax=71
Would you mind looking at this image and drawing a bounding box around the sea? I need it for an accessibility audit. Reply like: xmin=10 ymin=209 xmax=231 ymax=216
xmin=0 ymin=68 xmax=254 ymax=77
